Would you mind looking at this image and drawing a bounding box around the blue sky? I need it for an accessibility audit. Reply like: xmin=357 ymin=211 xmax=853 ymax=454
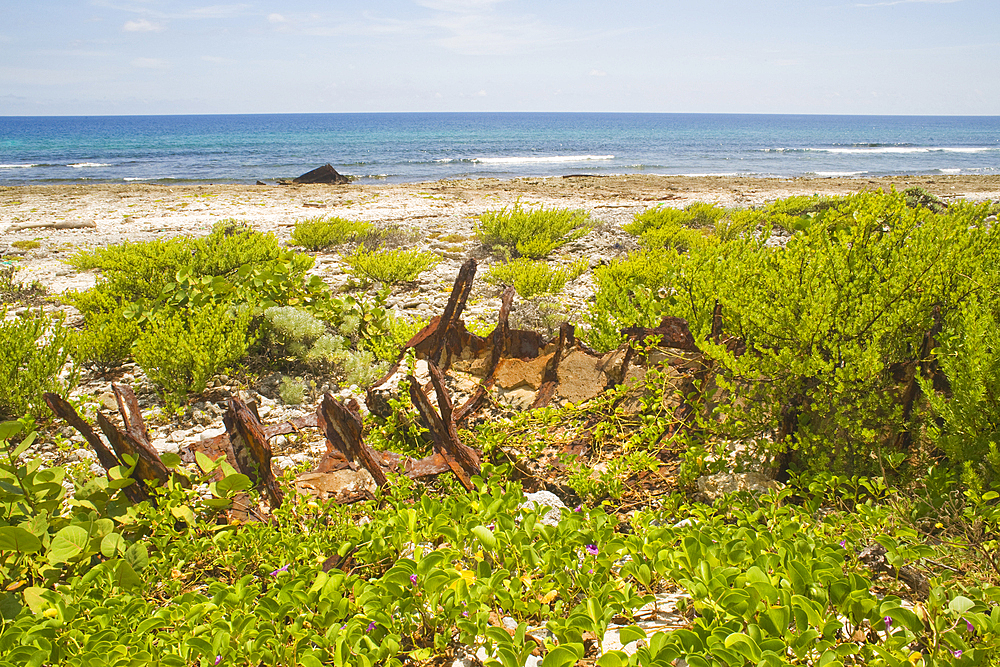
xmin=2 ymin=0 xmax=997 ymax=115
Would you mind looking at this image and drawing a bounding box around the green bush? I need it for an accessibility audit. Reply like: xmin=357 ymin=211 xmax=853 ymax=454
xmin=133 ymin=302 xmax=254 ymax=406
xmin=624 ymin=203 xmax=727 ymax=251
xmin=290 ymin=216 xmax=376 ymax=251
xmin=474 ymin=202 xmax=591 ymax=259
xmin=483 ymin=258 xmax=588 ymax=298
xmin=343 ymin=246 xmax=439 ymax=285
xmin=920 ymin=297 xmax=1000 ymax=487
xmin=585 ymin=191 xmax=1000 ymax=476
xmin=0 ymin=310 xmax=76 ymax=419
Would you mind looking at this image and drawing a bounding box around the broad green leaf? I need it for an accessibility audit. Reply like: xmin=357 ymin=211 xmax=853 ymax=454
xmin=949 ymin=595 xmax=975 ymax=614
xmin=101 ymin=532 xmax=126 ymax=558
xmin=49 ymin=525 xmax=90 ymax=564
xmin=216 ymin=473 xmax=252 ymax=496
xmin=472 ymin=525 xmax=497 ymax=550
xmin=0 ymin=421 xmax=23 ymax=441
xmin=0 ymin=526 xmax=42 ymax=554
xmin=195 ymin=451 xmax=219 ymax=473
xmin=160 ymin=452 xmax=183 ymax=469
xmin=596 ymin=651 xmax=628 ymax=667
xmin=111 ymin=559 xmax=142 ymax=590
xmin=618 ymin=624 xmax=647 ymax=644
xmin=541 ymin=644 xmax=583 ymax=667
xmin=125 ymin=542 xmax=149 ymax=570
xmin=0 ymin=591 xmax=22 ymax=621
xmin=724 ymin=632 xmax=762 ymax=663
xmin=21 ymin=587 xmax=48 ymax=615
xmin=171 ymin=505 xmax=196 ymax=526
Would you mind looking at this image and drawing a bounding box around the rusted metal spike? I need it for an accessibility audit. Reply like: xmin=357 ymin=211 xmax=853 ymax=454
xmin=409 ymin=363 xmax=480 ymax=490
xmin=532 ymin=322 xmax=571 ymax=409
xmin=429 ymin=363 xmax=481 ymax=475
xmin=317 ymin=393 xmax=389 ymax=487
xmin=96 ymin=411 xmax=170 ymax=488
xmin=428 ymin=258 xmax=477 ymax=368
xmin=42 ymin=392 xmax=148 ymax=503
xmin=224 ymin=397 xmax=284 ymax=508
xmin=111 ymin=383 xmax=151 ymax=445
xmin=455 ymin=286 xmax=514 ymax=424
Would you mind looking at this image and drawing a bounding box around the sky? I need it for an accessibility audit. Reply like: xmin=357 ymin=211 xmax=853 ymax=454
xmin=1 ymin=0 xmax=998 ymax=116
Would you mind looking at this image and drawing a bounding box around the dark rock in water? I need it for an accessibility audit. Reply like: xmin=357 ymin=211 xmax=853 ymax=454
xmin=293 ymin=163 xmax=350 ymax=185
xmin=256 ymin=180 xmax=267 ymax=186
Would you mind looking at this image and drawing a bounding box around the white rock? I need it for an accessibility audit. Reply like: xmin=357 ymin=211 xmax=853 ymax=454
xmin=519 ymin=490 xmax=568 ymax=526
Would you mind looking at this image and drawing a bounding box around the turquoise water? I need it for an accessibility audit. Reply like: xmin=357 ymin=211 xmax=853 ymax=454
xmin=1 ymin=113 xmax=998 ymax=186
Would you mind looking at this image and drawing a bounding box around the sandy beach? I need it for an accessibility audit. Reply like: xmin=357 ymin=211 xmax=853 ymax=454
xmin=3 ymin=174 xmax=1000 ymax=295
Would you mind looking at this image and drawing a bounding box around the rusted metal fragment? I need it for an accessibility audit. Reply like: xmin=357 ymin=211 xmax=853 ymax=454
xmin=427 ymin=258 xmax=477 ymax=369
xmin=532 ymin=322 xmax=571 ymax=409
xmin=317 ymin=393 xmax=389 ymax=487
xmin=408 ymin=362 xmax=481 ymax=490
xmin=454 ymin=286 xmax=515 ymax=423
xmin=184 ymin=413 xmax=318 ymax=474
xmin=404 ymin=452 xmax=453 ymax=478
xmin=111 ymin=383 xmax=152 ymax=444
xmin=224 ymin=397 xmax=284 ymax=508
xmin=95 ymin=411 xmax=170 ymax=488
xmin=43 ymin=392 xmax=150 ymax=504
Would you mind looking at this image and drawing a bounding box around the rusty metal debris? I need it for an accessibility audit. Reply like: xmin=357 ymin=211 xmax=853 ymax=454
xmin=49 ymin=257 xmax=713 ymax=509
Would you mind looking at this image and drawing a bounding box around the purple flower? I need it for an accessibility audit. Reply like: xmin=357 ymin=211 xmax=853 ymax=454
xmin=585 ymin=544 xmax=599 ymax=556
xmin=574 ymin=505 xmax=582 ymax=513
xmin=461 ymin=611 xmax=469 ymax=618
xmin=884 ymin=616 xmax=892 ymax=630
xmin=839 ymin=540 xmax=846 ymax=548
xmin=410 ymin=574 xmax=418 ymax=585
xmin=270 ymin=564 xmax=290 ymax=576
xmin=366 ymin=621 xmax=376 ymax=633
xmin=966 ymin=619 xmax=974 ymax=632
xmin=215 ymin=657 xmax=221 ymax=666
xmin=588 ymin=569 xmax=594 ymax=574
xmin=954 ymin=650 xmax=963 ymax=658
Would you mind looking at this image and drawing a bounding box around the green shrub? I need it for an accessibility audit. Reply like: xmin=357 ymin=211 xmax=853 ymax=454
xmin=278 ymin=376 xmax=306 ymax=405
xmin=474 ymin=202 xmax=591 ymax=259
xmin=133 ymin=302 xmax=254 ymax=406
xmin=920 ymin=297 xmax=1000 ymax=487
xmin=263 ymin=305 xmax=348 ymax=368
xmin=343 ymin=246 xmax=439 ymax=285
xmin=0 ymin=310 xmax=76 ymax=418
xmin=10 ymin=239 xmax=41 ymax=251
xmin=0 ymin=264 xmax=46 ymax=306
xmin=290 ymin=216 xmax=376 ymax=251
xmin=483 ymin=258 xmax=588 ymax=298
xmin=72 ymin=307 xmax=140 ymax=369
xmin=625 ymin=203 xmax=728 ymax=251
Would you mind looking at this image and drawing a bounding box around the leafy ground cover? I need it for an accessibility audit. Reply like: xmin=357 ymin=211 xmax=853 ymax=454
xmin=0 ymin=190 xmax=999 ymax=665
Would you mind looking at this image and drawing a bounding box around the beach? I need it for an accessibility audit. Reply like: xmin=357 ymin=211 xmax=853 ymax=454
xmin=3 ymin=174 xmax=1000 ymax=296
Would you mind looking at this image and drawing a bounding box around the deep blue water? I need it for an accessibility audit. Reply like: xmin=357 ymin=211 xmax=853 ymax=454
xmin=1 ymin=113 xmax=998 ymax=186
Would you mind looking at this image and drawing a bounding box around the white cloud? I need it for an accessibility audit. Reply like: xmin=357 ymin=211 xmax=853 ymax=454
xmin=589 ymin=69 xmax=607 ymax=77
xmin=267 ymin=13 xmax=286 ymax=23
xmin=123 ymin=18 xmax=164 ymax=32
xmin=131 ymin=57 xmax=168 ymax=68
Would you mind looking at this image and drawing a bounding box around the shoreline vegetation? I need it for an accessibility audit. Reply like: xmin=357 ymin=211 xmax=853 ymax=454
xmin=1 ymin=174 xmax=1000 ymax=665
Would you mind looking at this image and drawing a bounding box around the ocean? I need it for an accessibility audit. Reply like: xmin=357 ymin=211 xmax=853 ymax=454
xmin=1 ymin=113 xmax=998 ymax=186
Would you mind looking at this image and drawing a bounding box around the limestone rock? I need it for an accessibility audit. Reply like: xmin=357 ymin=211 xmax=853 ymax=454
xmin=696 ymin=471 xmax=782 ymax=502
